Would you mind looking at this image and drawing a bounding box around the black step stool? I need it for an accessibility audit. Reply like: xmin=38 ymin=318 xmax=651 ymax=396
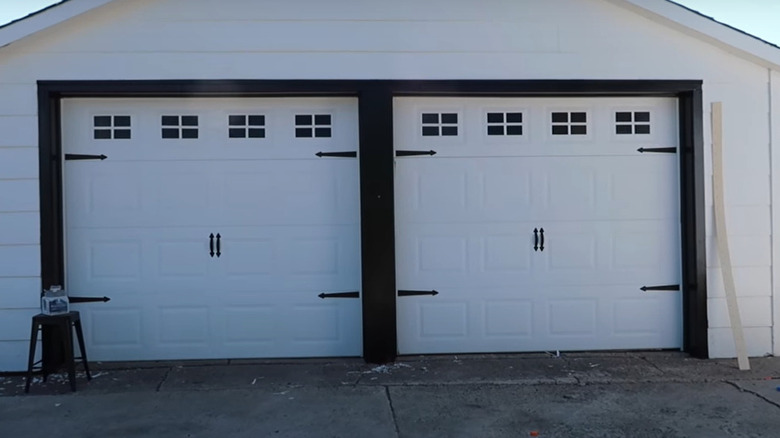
xmin=25 ymin=311 xmax=92 ymax=393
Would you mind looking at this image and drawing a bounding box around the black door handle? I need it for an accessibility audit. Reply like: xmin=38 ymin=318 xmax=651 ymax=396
xmin=209 ymin=233 xmax=215 ymax=257
xmin=539 ymin=228 xmax=545 ymax=252
xmin=216 ymin=233 xmax=221 ymax=258
xmin=533 ymin=228 xmax=539 ymax=252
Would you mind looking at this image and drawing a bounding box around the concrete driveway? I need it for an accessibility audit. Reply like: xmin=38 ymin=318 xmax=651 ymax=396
xmin=1 ymin=352 xmax=779 ymax=437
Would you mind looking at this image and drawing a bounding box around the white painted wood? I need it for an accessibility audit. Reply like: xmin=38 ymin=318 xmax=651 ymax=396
xmin=0 ymin=277 xmax=41 ymax=309
xmin=709 ymin=327 xmax=773 ymax=358
xmin=395 ymin=97 xmax=682 ymax=354
xmin=0 ymin=116 xmax=37 ymax=147
xmin=0 ymin=246 xmax=40 ymax=277
xmin=0 ymin=341 xmax=35 ymax=372
xmin=62 ymin=97 xmax=362 ymax=361
xmin=0 ymin=148 xmax=38 ymax=180
xmin=0 ymin=84 xmax=36 ymax=115
xmin=0 ymin=213 xmax=39 ymax=245
xmin=0 ymin=180 xmax=39 ymax=212
xmin=773 ymin=70 xmax=780 ymax=357
xmin=711 ymin=102 xmax=750 ymax=370
xmin=707 ymin=267 xmax=772 ymax=299
xmin=708 ymin=297 xmax=772 ymax=329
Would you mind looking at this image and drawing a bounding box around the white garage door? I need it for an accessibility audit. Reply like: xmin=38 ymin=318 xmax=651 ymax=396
xmin=395 ymin=97 xmax=682 ymax=354
xmin=62 ymin=97 xmax=362 ymax=361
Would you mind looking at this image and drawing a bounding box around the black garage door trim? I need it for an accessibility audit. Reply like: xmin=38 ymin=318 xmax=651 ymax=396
xmin=38 ymin=79 xmax=706 ymax=363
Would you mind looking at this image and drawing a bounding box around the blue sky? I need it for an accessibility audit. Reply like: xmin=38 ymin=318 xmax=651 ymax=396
xmin=1 ymin=0 xmax=779 ymax=46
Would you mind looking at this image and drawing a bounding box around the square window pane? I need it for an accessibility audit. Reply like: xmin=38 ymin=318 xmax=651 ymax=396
xmin=421 ymin=113 xmax=439 ymax=124
xmin=114 ymin=129 xmax=131 ymax=139
xmin=113 ymin=116 xmax=131 ymax=127
xmin=296 ymin=128 xmax=313 ymax=138
xmin=506 ymin=125 xmax=523 ymax=136
xmin=94 ymin=129 xmax=112 ymax=139
xmin=94 ymin=116 xmax=112 ymax=127
xmin=229 ymin=115 xmax=246 ymax=126
xmin=229 ymin=128 xmax=245 ymax=138
xmin=615 ymin=112 xmax=632 ymax=123
xmin=571 ymin=112 xmax=587 ymax=123
xmin=314 ymin=114 xmax=331 ymax=125
xmin=441 ymin=126 xmax=458 ymax=136
xmin=634 ymin=112 xmax=651 ymax=122
xmin=296 ymin=115 xmax=312 ymax=125
xmin=162 ymin=128 xmax=179 ymax=139
xmin=181 ymin=116 xmax=198 ymax=126
xmin=506 ymin=112 xmax=523 ymax=123
xmin=422 ymin=126 xmax=439 ymax=136
xmin=248 ymin=128 xmax=265 ymax=138
xmin=441 ymin=113 xmax=458 ymax=124
xmin=571 ymin=125 xmax=587 ymax=135
xmin=182 ymin=129 xmax=199 ymax=139
xmin=635 ymin=124 xmax=651 ymax=134
xmin=487 ymin=113 xmax=504 ymax=123
xmin=616 ymin=125 xmax=633 ymax=135
xmin=552 ymin=125 xmax=569 ymax=135
xmin=552 ymin=112 xmax=568 ymax=123
xmin=487 ymin=125 xmax=504 ymax=136
xmin=248 ymin=115 xmax=265 ymax=126
xmin=161 ymin=116 xmax=179 ymax=126
xmin=314 ymin=127 xmax=332 ymax=138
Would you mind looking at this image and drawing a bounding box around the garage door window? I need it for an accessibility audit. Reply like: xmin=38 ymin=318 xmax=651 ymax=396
xmin=161 ymin=115 xmax=199 ymax=139
xmin=615 ymin=111 xmax=651 ymax=135
xmin=93 ymin=115 xmax=131 ymax=140
xmin=228 ymin=115 xmax=266 ymax=138
xmin=551 ymin=111 xmax=587 ymax=135
xmin=421 ymin=113 xmax=458 ymax=137
xmin=486 ymin=112 xmax=523 ymax=136
xmin=295 ymin=114 xmax=331 ymax=138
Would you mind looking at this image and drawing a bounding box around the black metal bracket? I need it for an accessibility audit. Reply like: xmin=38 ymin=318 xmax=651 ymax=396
xmin=209 ymin=233 xmax=215 ymax=258
xmin=318 ymin=291 xmax=360 ymax=299
xmin=640 ymin=284 xmax=680 ymax=292
xmin=637 ymin=147 xmax=676 ymax=154
xmin=316 ymin=151 xmax=357 ymax=158
xmin=69 ymin=296 xmax=111 ymax=303
xmin=216 ymin=233 xmax=221 ymax=258
xmin=539 ymin=228 xmax=545 ymax=252
xmin=398 ymin=290 xmax=439 ymax=297
xmin=64 ymin=154 xmax=107 ymax=161
xmin=533 ymin=228 xmax=539 ymax=252
xmin=396 ymin=150 xmax=436 ymax=157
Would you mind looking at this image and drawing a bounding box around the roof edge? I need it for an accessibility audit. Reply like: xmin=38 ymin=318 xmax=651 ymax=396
xmin=607 ymin=0 xmax=780 ymax=70
xmin=0 ymin=0 xmax=116 ymax=49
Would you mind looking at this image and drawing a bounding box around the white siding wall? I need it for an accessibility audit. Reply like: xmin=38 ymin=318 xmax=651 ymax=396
xmin=0 ymin=0 xmax=776 ymax=369
xmin=772 ymin=70 xmax=780 ymax=358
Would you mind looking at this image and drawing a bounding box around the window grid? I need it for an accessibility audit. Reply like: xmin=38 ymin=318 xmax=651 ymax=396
xmin=486 ymin=112 xmax=523 ymax=136
xmin=228 ymin=115 xmax=266 ymax=139
xmin=93 ymin=115 xmax=131 ymax=140
xmin=616 ymin=111 xmax=651 ymax=135
xmin=551 ymin=112 xmax=587 ymax=136
xmin=295 ymin=114 xmax=332 ymax=138
xmin=161 ymin=115 xmax=199 ymax=139
xmin=421 ymin=113 xmax=459 ymax=137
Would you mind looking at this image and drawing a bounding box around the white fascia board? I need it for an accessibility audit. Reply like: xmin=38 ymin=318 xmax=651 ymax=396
xmin=607 ymin=0 xmax=780 ymax=70
xmin=0 ymin=0 xmax=116 ymax=49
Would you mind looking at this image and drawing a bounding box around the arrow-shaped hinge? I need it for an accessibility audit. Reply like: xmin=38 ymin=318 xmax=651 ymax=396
xmin=315 ymin=151 xmax=357 ymax=158
xmin=318 ymin=291 xmax=360 ymax=299
xmin=398 ymin=290 xmax=439 ymax=297
xmin=65 ymin=154 xmax=108 ymax=161
xmin=640 ymin=284 xmax=680 ymax=292
xmin=637 ymin=147 xmax=676 ymax=154
xmin=396 ymin=150 xmax=437 ymax=157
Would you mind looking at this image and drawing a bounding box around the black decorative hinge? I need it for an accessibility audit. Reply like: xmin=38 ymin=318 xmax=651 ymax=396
xmin=396 ymin=150 xmax=437 ymax=157
xmin=316 ymin=151 xmax=357 ymax=158
xmin=69 ymin=296 xmax=111 ymax=303
xmin=64 ymin=154 xmax=108 ymax=161
xmin=637 ymin=147 xmax=676 ymax=154
xmin=640 ymin=284 xmax=680 ymax=292
xmin=398 ymin=290 xmax=439 ymax=297
xmin=318 ymin=291 xmax=360 ymax=299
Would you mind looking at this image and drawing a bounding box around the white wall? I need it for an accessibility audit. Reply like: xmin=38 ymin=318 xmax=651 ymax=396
xmin=0 ymin=0 xmax=776 ymax=369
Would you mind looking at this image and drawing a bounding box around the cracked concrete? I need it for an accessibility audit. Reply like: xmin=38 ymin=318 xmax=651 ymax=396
xmin=1 ymin=352 xmax=779 ymax=437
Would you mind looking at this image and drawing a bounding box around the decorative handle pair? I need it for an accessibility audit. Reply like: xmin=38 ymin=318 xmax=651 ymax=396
xmin=209 ymin=233 xmax=222 ymax=257
xmin=533 ymin=228 xmax=545 ymax=252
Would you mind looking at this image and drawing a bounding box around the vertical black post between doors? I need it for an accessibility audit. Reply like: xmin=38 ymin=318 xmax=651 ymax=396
xmin=358 ymin=85 xmax=398 ymax=363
